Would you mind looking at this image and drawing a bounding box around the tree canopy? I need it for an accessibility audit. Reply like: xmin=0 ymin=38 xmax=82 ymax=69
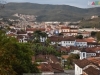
xmin=0 ymin=30 xmax=39 ymax=75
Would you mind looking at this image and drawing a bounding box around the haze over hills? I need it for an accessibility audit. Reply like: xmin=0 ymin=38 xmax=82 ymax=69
xmin=0 ymin=2 xmax=100 ymax=22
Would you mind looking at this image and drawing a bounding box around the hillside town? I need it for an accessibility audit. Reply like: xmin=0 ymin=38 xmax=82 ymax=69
xmin=0 ymin=13 xmax=100 ymax=75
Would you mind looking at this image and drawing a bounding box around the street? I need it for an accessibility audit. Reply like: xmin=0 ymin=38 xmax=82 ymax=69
xmin=64 ymin=70 xmax=75 ymax=75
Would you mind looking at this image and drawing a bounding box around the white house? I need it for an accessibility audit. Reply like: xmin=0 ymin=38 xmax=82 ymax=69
xmin=61 ymin=37 xmax=76 ymax=46
xmin=74 ymin=58 xmax=100 ymax=75
xmin=17 ymin=35 xmax=28 ymax=43
xmin=40 ymin=37 xmax=47 ymax=42
xmin=76 ymin=39 xmax=87 ymax=47
xmin=59 ymin=26 xmax=70 ymax=33
xmin=26 ymin=28 xmax=34 ymax=33
xmin=87 ymin=42 xmax=100 ymax=47
xmin=75 ymin=64 xmax=83 ymax=75
xmin=80 ymin=48 xmax=97 ymax=60
xmin=49 ymin=36 xmax=76 ymax=46
xmin=17 ymin=31 xmax=27 ymax=36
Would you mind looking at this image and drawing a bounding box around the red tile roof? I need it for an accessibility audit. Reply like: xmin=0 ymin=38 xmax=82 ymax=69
xmin=87 ymin=58 xmax=100 ymax=66
xmin=26 ymin=28 xmax=45 ymax=32
xmin=61 ymin=26 xmax=70 ymax=29
xmin=26 ymin=28 xmax=35 ymax=31
xmin=60 ymin=46 xmax=70 ymax=52
xmin=83 ymin=66 xmax=100 ymax=75
xmin=39 ymin=63 xmax=53 ymax=72
xmin=35 ymin=54 xmax=60 ymax=63
xmin=74 ymin=59 xmax=91 ymax=68
xmin=50 ymin=63 xmax=64 ymax=73
xmin=49 ymin=36 xmax=75 ymax=42
xmin=39 ymin=63 xmax=64 ymax=73
xmin=61 ymin=55 xmax=69 ymax=59
xmin=76 ymin=39 xmax=87 ymax=42
xmin=17 ymin=31 xmax=27 ymax=34
xmin=7 ymin=33 xmax=16 ymax=37
xmin=84 ymin=38 xmax=96 ymax=42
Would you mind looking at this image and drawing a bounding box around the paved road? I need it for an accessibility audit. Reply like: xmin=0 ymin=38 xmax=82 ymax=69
xmin=64 ymin=70 xmax=75 ymax=75
xmin=53 ymin=70 xmax=75 ymax=75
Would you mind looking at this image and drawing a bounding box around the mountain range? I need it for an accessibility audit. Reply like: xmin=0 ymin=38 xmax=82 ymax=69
xmin=0 ymin=3 xmax=100 ymax=22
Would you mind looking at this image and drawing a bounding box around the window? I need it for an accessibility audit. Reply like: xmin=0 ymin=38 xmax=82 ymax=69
xmin=83 ymin=53 xmax=85 ymax=57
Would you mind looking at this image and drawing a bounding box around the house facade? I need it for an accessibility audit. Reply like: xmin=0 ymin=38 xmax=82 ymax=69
xmin=74 ymin=59 xmax=100 ymax=75
xmin=76 ymin=39 xmax=87 ymax=47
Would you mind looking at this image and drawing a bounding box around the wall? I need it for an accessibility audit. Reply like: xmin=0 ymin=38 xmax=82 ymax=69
xmin=75 ymin=64 xmax=82 ymax=75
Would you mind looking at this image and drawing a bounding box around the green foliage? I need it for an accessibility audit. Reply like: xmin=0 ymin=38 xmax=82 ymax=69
xmin=0 ymin=30 xmax=39 ymax=75
xmin=32 ymin=43 xmax=61 ymax=56
xmin=58 ymin=33 xmax=63 ymax=36
xmin=96 ymin=32 xmax=100 ymax=42
xmin=66 ymin=54 xmax=79 ymax=68
xmin=33 ymin=30 xmax=47 ymax=43
xmin=12 ymin=43 xmax=39 ymax=75
xmin=0 ymin=31 xmax=17 ymax=75
xmin=35 ymin=59 xmax=43 ymax=62
xmin=76 ymin=35 xmax=83 ymax=39
xmin=91 ymin=31 xmax=97 ymax=37
xmin=45 ymin=38 xmax=51 ymax=46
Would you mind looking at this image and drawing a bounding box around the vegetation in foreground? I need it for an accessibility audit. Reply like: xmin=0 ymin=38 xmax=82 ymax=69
xmin=0 ymin=30 xmax=39 ymax=75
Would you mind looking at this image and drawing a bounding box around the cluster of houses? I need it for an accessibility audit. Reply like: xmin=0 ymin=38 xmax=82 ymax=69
xmin=74 ymin=46 xmax=100 ymax=75
xmin=5 ymin=23 xmax=100 ymax=75
xmin=32 ymin=54 xmax=64 ymax=75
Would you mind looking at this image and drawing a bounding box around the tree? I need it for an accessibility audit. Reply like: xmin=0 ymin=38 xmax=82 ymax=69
xmin=58 ymin=33 xmax=63 ymax=36
xmin=76 ymin=35 xmax=83 ymax=39
xmin=45 ymin=38 xmax=51 ymax=46
xmin=32 ymin=42 xmax=61 ymax=56
xmin=33 ymin=30 xmax=47 ymax=43
xmin=0 ymin=31 xmax=17 ymax=75
xmin=33 ymin=30 xmax=41 ymax=42
xmin=12 ymin=43 xmax=39 ymax=75
xmin=66 ymin=54 xmax=79 ymax=69
xmin=0 ymin=30 xmax=39 ymax=75
xmin=91 ymin=31 xmax=97 ymax=37
xmin=96 ymin=32 xmax=100 ymax=42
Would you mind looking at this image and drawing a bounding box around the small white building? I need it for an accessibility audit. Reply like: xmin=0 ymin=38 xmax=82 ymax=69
xmin=40 ymin=37 xmax=47 ymax=42
xmin=61 ymin=38 xmax=75 ymax=46
xmin=76 ymin=39 xmax=87 ymax=47
xmin=74 ymin=59 xmax=100 ymax=75
xmin=49 ymin=36 xmax=76 ymax=47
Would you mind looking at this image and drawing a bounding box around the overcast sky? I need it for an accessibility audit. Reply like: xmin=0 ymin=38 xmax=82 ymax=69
xmin=5 ymin=0 xmax=98 ymax=8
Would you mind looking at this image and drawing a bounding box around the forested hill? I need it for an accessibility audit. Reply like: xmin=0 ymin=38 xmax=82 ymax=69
xmin=0 ymin=2 xmax=100 ymax=21
xmin=79 ymin=17 xmax=100 ymax=28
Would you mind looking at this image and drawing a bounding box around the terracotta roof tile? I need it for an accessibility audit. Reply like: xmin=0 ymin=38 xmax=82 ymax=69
xmin=87 ymin=58 xmax=100 ymax=67
xmin=39 ymin=63 xmax=64 ymax=73
xmin=74 ymin=59 xmax=91 ymax=68
xmin=39 ymin=63 xmax=53 ymax=72
xmin=50 ymin=63 xmax=64 ymax=73
xmin=17 ymin=31 xmax=27 ymax=34
xmin=83 ymin=66 xmax=100 ymax=75
xmin=7 ymin=33 xmax=16 ymax=37
xmin=61 ymin=26 xmax=70 ymax=29
xmin=61 ymin=55 xmax=69 ymax=59
xmin=76 ymin=39 xmax=87 ymax=42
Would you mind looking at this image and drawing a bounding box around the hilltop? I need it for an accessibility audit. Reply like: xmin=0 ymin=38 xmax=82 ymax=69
xmin=79 ymin=17 xmax=100 ymax=28
xmin=0 ymin=3 xmax=100 ymax=21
